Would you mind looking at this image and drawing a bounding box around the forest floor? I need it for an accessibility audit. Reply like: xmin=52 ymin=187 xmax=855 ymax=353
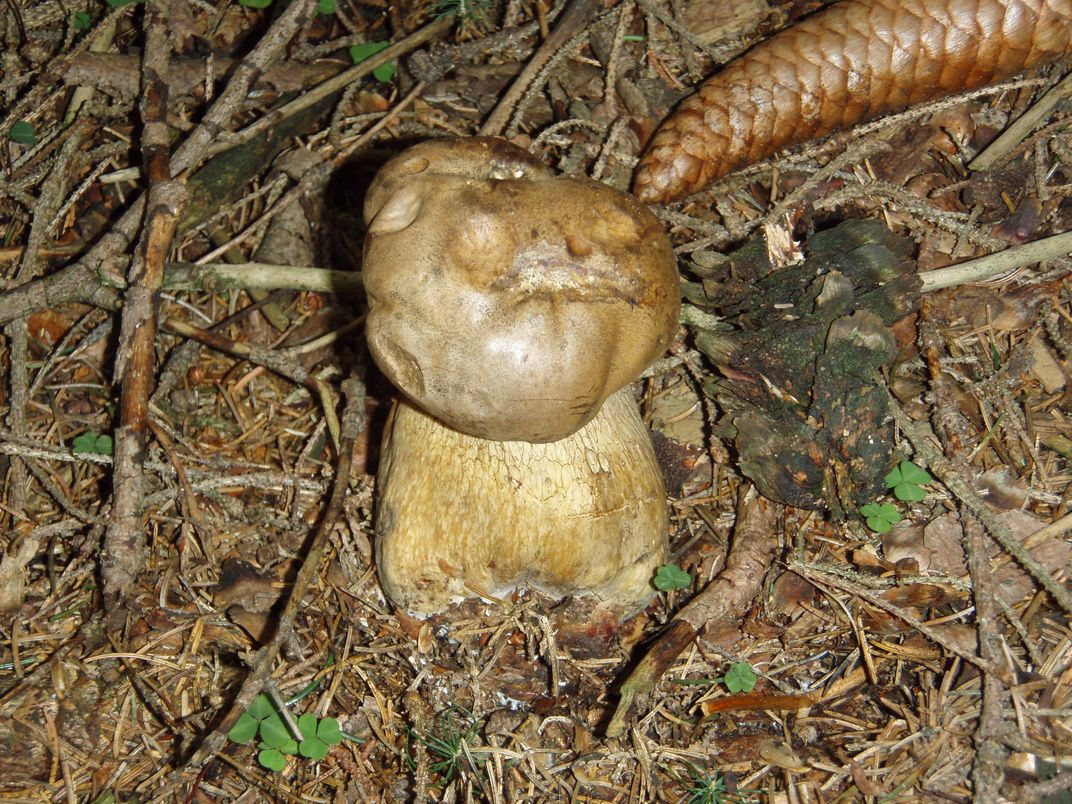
xmin=1 ymin=0 xmax=1071 ymax=801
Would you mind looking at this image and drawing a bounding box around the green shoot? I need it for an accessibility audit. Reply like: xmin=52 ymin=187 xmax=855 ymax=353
xmin=683 ymin=766 xmax=756 ymax=804
xmin=411 ymin=707 xmax=483 ymax=786
xmin=434 ymin=0 xmax=492 ymax=22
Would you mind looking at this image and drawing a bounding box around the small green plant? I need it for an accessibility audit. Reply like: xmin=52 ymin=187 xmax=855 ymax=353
xmin=683 ymin=766 xmax=758 ymax=804
xmin=315 ymin=0 xmax=335 ymax=13
xmin=72 ymin=431 xmax=113 ymax=455
xmin=858 ymin=501 xmax=902 ymax=534
xmin=884 ymin=460 xmax=932 ymax=502
xmin=349 ymin=42 xmax=396 ymax=82
xmin=410 ymin=707 xmax=483 ymax=786
xmin=8 ymin=121 xmax=35 ymax=145
xmin=721 ymin=661 xmax=757 ymax=694
xmin=228 ymin=694 xmax=342 ymax=773
xmin=297 ymin=712 xmax=343 ymax=759
xmin=653 ymin=562 xmax=691 ymax=591
xmin=104 ymin=0 xmax=144 ymax=8
xmin=860 ymin=459 xmax=933 ymax=533
xmin=435 ymin=0 xmax=492 ymax=21
xmin=72 ymin=11 xmax=93 ymax=30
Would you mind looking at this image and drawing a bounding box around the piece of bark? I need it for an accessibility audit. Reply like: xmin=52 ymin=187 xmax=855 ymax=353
xmin=692 ymin=219 xmax=919 ymax=512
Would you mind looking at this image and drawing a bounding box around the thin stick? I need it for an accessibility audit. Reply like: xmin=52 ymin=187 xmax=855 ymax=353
xmin=889 ymin=397 xmax=1072 ymax=616
xmin=969 ymin=70 xmax=1072 ymax=172
xmin=920 ymin=230 xmax=1072 ymax=292
xmin=101 ymin=0 xmax=191 ymax=599
xmin=479 ymin=0 xmax=602 ymax=137
xmin=199 ymin=17 xmax=451 ymax=162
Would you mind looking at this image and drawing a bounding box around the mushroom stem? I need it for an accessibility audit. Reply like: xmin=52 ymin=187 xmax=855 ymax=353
xmin=376 ymin=388 xmax=669 ymax=614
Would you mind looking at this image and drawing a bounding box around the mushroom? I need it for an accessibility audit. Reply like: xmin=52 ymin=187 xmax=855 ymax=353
xmin=362 ymin=137 xmax=680 ymax=614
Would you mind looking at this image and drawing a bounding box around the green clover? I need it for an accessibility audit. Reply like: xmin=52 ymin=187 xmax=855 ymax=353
xmin=859 ymin=501 xmax=902 ymax=533
xmin=257 ymin=712 xmax=299 ymax=771
xmin=298 ymin=713 xmax=343 ymax=760
xmin=72 ymin=431 xmax=113 ymax=455
xmin=722 ymin=662 xmax=757 ymax=694
xmin=884 ymin=460 xmax=932 ymax=502
xmin=653 ymin=563 xmax=691 ymax=591
xmin=8 ymin=121 xmax=35 ymax=145
xmin=349 ymin=42 xmax=396 ymax=82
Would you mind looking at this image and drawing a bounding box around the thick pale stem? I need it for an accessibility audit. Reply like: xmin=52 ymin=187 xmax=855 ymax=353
xmin=375 ymin=388 xmax=669 ymax=614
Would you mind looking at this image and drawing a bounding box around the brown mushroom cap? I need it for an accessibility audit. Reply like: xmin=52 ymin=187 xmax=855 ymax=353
xmin=362 ymin=138 xmax=680 ymax=443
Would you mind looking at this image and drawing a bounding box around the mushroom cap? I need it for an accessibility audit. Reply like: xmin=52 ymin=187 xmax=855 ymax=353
xmin=362 ymin=138 xmax=680 ymax=443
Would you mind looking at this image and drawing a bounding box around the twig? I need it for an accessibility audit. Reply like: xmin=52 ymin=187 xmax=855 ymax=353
xmin=199 ymin=17 xmax=452 ymax=162
xmin=964 ymin=514 xmax=1009 ymax=798
xmin=101 ymin=0 xmax=190 ymax=600
xmin=479 ymin=0 xmax=603 ymax=138
xmin=969 ymin=70 xmax=1072 ymax=172
xmin=163 ymin=262 xmax=361 ymax=293
xmin=606 ymin=485 xmax=777 ymax=737
xmin=920 ymin=230 xmax=1072 ymax=292
xmin=4 ymin=119 xmax=87 ymax=517
xmin=790 ymin=562 xmax=1013 ymax=684
xmin=173 ymin=376 xmax=366 ymax=778
xmin=0 ymin=0 xmax=314 ymax=331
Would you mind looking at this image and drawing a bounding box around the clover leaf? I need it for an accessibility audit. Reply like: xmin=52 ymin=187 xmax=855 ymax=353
xmin=722 ymin=662 xmax=757 ymax=694
xmin=653 ymin=562 xmax=691 ymax=591
xmin=72 ymin=431 xmax=113 ymax=455
xmin=298 ymin=713 xmax=343 ymax=760
xmin=859 ymin=502 xmax=902 ymax=534
xmin=349 ymin=42 xmax=396 ymax=82
xmin=885 ymin=460 xmax=932 ymax=502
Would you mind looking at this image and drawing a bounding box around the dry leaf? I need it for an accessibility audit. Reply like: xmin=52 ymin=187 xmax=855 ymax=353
xmin=758 ymin=738 xmax=807 ymax=771
xmin=1026 ymin=337 xmax=1066 ymax=393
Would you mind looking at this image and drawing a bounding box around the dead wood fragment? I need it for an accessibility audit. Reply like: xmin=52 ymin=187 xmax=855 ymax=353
xmin=101 ymin=0 xmax=189 ymax=601
xmin=965 ymin=514 xmax=1011 ymax=798
xmin=606 ymin=484 xmax=778 ymax=737
xmin=690 ymin=218 xmax=919 ymax=512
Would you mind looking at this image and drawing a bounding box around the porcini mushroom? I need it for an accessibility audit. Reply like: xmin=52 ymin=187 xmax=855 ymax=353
xmin=362 ymin=137 xmax=680 ymax=614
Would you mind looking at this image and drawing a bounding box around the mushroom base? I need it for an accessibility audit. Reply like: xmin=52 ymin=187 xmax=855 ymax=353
xmin=375 ymin=388 xmax=669 ymax=615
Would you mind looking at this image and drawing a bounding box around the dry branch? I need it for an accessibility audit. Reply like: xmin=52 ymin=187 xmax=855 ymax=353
xmin=606 ymin=485 xmax=778 ymax=737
